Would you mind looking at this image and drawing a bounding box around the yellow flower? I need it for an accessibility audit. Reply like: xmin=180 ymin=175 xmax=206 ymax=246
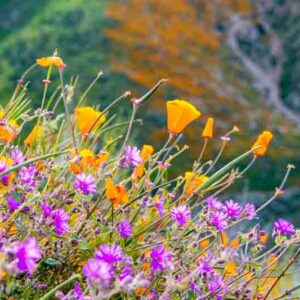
xmin=74 ymin=107 xmax=106 ymax=136
xmin=224 ymin=260 xmax=237 ymax=276
xmin=202 ymin=117 xmax=214 ymax=139
xmin=199 ymin=238 xmax=210 ymax=249
xmin=229 ymin=238 xmax=240 ymax=249
xmin=36 ymin=56 xmax=64 ymax=68
xmin=24 ymin=125 xmax=42 ymax=146
xmin=184 ymin=172 xmax=208 ymax=196
xmin=0 ymin=112 xmax=19 ymax=144
xmin=105 ymin=177 xmax=128 ymax=208
xmin=252 ymin=131 xmax=273 ymax=157
xmin=167 ymin=99 xmax=201 ymax=134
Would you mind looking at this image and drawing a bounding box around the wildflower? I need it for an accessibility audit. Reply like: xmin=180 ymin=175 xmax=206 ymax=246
xmin=167 ymin=99 xmax=201 ymax=134
xmin=252 ymin=131 xmax=273 ymax=157
xmin=119 ymin=146 xmax=142 ymax=169
xmin=153 ymin=194 xmax=165 ymax=217
xmin=224 ymin=260 xmax=237 ymax=276
xmin=40 ymin=201 xmax=53 ymax=217
xmin=6 ymin=196 xmax=21 ymax=212
xmin=134 ymin=144 xmax=154 ymax=178
xmin=15 ymin=237 xmax=41 ymax=274
xmin=95 ymin=244 xmax=124 ymax=263
xmin=36 ymin=56 xmax=64 ymax=68
xmin=223 ymin=200 xmax=242 ymax=220
xmin=0 ymin=112 xmax=19 ymax=144
xmin=206 ymin=196 xmax=223 ymax=211
xmin=24 ymin=125 xmax=42 ymax=147
xmin=150 ymin=245 xmax=172 ymax=273
xmin=74 ymin=107 xmax=105 ymax=137
xmin=83 ymin=258 xmax=113 ymax=286
xmin=118 ymin=219 xmax=132 ymax=239
xmin=105 ymin=177 xmax=128 ymax=208
xmin=244 ymin=203 xmax=256 ymax=220
xmin=184 ymin=172 xmax=208 ymax=196
xmin=74 ymin=173 xmax=96 ymax=195
xmin=207 ymin=274 xmax=226 ymax=298
xmin=208 ymin=211 xmax=228 ymax=232
xmin=273 ymin=218 xmax=295 ymax=237
xmin=10 ymin=148 xmax=26 ymax=165
xmin=19 ymin=165 xmax=37 ymax=188
xmin=171 ymin=205 xmax=191 ymax=228
xmin=51 ymin=209 xmax=70 ymax=236
xmin=202 ymin=117 xmax=214 ymax=139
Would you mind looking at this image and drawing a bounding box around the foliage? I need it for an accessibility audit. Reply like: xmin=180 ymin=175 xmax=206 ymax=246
xmin=0 ymin=55 xmax=299 ymax=299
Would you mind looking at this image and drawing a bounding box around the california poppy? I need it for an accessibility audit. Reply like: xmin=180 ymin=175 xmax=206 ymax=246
xmin=36 ymin=56 xmax=64 ymax=69
xmin=0 ymin=113 xmax=19 ymax=144
xmin=252 ymin=131 xmax=273 ymax=157
xmin=184 ymin=172 xmax=208 ymax=196
xmin=74 ymin=107 xmax=106 ymax=137
xmin=105 ymin=177 xmax=128 ymax=208
xmin=167 ymin=99 xmax=201 ymax=134
xmin=24 ymin=125 xmax=42 ymax=147
xmin=202 ymin=117 xmax=214 ymax=139
xmin=134 ymin=144 xmax=154 ymax=179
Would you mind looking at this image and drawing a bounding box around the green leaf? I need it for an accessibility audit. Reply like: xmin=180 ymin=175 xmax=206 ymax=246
xmin=44 ymin=258 xmax=62 ymax=266
xmin=78 ymin=240 xmax=90 ymax=250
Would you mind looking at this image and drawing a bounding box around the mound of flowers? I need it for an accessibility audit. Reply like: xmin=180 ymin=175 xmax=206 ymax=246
xmin=0 ymin=55 xmax=298 ymax=299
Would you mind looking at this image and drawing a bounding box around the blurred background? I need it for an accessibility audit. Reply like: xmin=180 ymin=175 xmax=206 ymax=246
xmin=0 ymin=0 xmax=299 ymax=228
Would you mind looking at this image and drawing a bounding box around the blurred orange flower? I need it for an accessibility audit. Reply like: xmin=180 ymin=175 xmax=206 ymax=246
xmin=24 ymin=125 xmax=42 ymax=147
xmin=167 ymin=99 xmax=201 ymax=134
xmin=184 ymin=172 xmax=208 ymax=196
xmin=36 ymin=56 xmax=64 ymax=68
xmin=0 ymin=112 xmax=19 ymax=144
xmin=134 ymin=144 xmax=154 ymax=179
xmin=74 ymin=107 xmax=106 ymax=137
xmin=105 ymin=177 xmax=129 ymax=208
xmin=202 ymin=117 xmax=214 ymax=139
xmin=252 ymin=131 xmax=273 ymax=157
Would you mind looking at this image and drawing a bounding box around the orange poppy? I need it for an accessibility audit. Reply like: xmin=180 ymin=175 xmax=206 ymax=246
xmin=24 ymin=125 xmax=42 ymax=146
xmin=252 ymin=131 xmax=273 ymax=157
xmin=36 ymin=56 xmax=64 ymax=68
xmin=74 ymin=107 xmax=106 ymax=137
xmin=105 ymin=177 xmax=128 ymax=208
xmin=0 ymin=112 xmax=19 ymax=144
xmin=167 ymin=99 xmax=201 ymax=134
xmin=184 ymin=172 xmax=208 ymax=196
xmin=134 ymin=144 xmax=154 ymax=179
xmin=202 ymin=117 xmax=214 ymax=139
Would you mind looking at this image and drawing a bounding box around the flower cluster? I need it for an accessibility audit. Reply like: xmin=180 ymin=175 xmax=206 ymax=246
xmin=0 ymin=54 xmax=298 ymax=300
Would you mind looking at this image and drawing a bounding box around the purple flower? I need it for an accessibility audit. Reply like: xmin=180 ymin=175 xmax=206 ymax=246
xmin=273 ymin=218 xmax=296 ymax=237
xmin=72 ymin=281 xmax=92 ymax=300
xmin=150 ymin=245 xmax=172 ymax=273
xmin=171 ymin=205 xmax=191 ymax=228
xmin=119 ymin=266 xmax=133 ymax=281
xmin=19 ymin=165 xmax=37 ymax=188
xmin=207 ymin=275 xmax=226 ymax=299
xmin=118 ymin=219 xmax=132 ymax=239
xmin=154 ymin=194 xmax=165 ymax=217
xmin=95 ymin=244 xmax=124 ymax=263
xmin=208 ymin=211 xmax=228 ymax=232
xmin=0 ymin=161 xmax=9 ymax=184
xmin=10 ymin=148 xmax=26 ymax=165
xmin=40 ymin=201 xmax=53 ymax=217
xmin=7 ymin=196 xmax=21 ymax=212
xmin=83 ymin=258 xmax=113 ymax=286
xmin=51 ymin=209 xmax=70 ymax=236
xmin=206 ymin=196 xmax=223 ymax=211
xmin=15 ymin=237 xmax=41 ymax=274
xmin=223 ymin=200 xmax=242 ymax=220
xmin=74 ymin=173 xmax=96 ymax=195
xmin=244 ymin=203 xmax=256 ymax=220
xmin=119 ymin=146 xmax=142 ymax=169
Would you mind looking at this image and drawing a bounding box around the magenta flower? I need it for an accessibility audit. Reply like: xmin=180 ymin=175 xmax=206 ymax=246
xmin=95 ymin=244 xmax=124 ymax=263
xmin=244 ymin=203 xmax=256 ymax=220
xmin=171 ymin=205 xmax=191 ymax=228
xmin=273 ymin=218 xmax=296 ymax=237
xmin=19 ymin=165 xmax=37 ymax=188
xmin=15 ymin=237 xmax=41 ymax=274
xmin=208 ymin=211 xmax=228 ymax=232
xmin=74 ymin=173 xmax=97 ymax=195
xmin=118 ymin=219 xmax=132 ymax=239
xmin=40 ymin=201 xmax=53 ymax=217
xmin=206 ymin=196 xmax=223 ymax=211
xmin=7 ymin=196 xmax=21 ymax=212
xmin=150 ymin=245 xmax=172 ymax=273
xmin=223 ymin=200 xmax=242 ymax=220
xmin=119 ymin=146 xmax=142 ymax=169
xmin=154 ymin=194 xmax=165 ymax=217
xmin=83 ymin=258 xmax=113 ymax=286
xmin=51 ymin=208 xmax=70 ymax=236
xmin=10 ymin=147 xmax=26 ymax=165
